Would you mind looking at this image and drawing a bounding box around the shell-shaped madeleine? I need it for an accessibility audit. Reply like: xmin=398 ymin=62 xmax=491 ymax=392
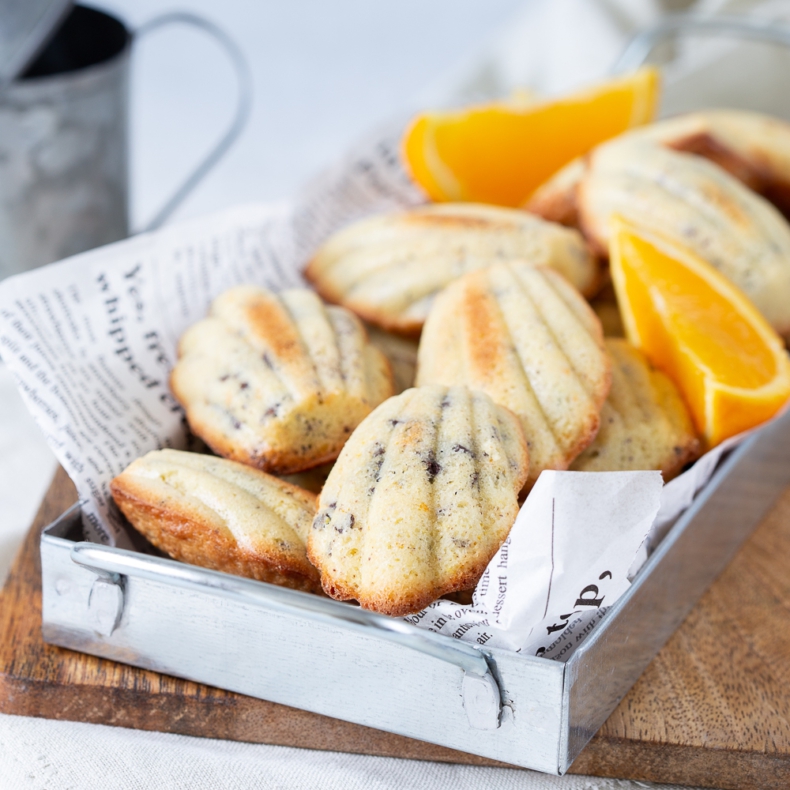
xmin=307 ymin=386 xmax=529 ymax=616
xmin=626 ymin=109 xmax=790 ymax=217
xmin=110 ymin=449 xmax=321 ymax=592
xmin=305 ymin=202 xmax=600 ymax=336
xmin=171 ymin=286 xmax=394 ymax=475
xmin=528 ymin=109 xmax=790 ymax=230
xmin=578 ymin=137 xmax=790 ymax=336
xmin=416 ymin=262 xmax=610 ymax=489
xmin=571 ymin=340 xmax=700 ymax=480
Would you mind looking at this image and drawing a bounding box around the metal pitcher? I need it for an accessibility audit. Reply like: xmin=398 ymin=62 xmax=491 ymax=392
xmin=0 ymin=4 xmax=251 ymax=278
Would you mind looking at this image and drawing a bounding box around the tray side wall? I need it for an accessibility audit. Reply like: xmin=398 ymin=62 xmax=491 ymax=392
xmin=41 ymin=530 xmax=565 ymax=773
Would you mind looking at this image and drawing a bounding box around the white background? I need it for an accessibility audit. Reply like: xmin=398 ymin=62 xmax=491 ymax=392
xmin=108 ymin=0 xmax=526 ymax=228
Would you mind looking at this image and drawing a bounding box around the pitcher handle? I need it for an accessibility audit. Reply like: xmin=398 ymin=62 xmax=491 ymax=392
xmin=133 ymin=12 xmax=253 ymax=232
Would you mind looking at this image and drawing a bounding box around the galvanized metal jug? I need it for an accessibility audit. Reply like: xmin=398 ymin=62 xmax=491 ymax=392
xmin=0 ymin=5 xmax=250 ymax=278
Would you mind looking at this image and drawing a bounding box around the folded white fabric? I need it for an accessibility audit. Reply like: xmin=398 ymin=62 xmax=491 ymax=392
xmin=0 ymin=713 xmax=713 ymax=790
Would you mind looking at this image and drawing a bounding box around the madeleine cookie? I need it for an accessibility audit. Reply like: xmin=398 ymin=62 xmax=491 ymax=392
xmin=305 ymin=203 xmax=600 ymax=335
xmin=528 ymin=109 xmax=790 ymax=228
xmin=307 ymin=386 xmax=529 ymax=616
xmin=110 ymin=449 xmax=322 ymax=592
xmin=417 ymin=262 xmax=610 ymax=488
xmin=526 ymin=156 xmax=587 ymax=227
xmin=571 ymin=340 xmax=700 ymax=480
xmin=171 ymin=286 xmax=394 ymax=475
xmin=528 ymin=110 xmax=790 ymax=337
xmin=626 ymin=109 xmax=790 ymax=219
xmin=579 ymin=138 xmax=790 ymax=336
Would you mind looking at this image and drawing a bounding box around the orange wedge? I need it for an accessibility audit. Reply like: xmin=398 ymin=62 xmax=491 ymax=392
xmin=402 ymin=67 xmax=660 ymax=207
xmin=610 ymin=217 xmax=790 ymax=447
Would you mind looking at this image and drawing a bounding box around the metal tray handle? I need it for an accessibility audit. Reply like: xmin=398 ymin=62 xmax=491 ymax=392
xmin=613 ymin=13 xmax=790 ymax=73
xmin=70 ymin=541 xmax=502 ymax=730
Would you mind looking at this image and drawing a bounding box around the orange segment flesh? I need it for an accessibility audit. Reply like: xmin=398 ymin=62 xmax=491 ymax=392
xmin=403 ymin=67 xmax=660 ymax=207
xmin=610 ymin=218 xmax=790 ymax=447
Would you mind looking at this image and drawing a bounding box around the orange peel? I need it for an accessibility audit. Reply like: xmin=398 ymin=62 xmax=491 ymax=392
xmin=609 ymin=217 xmax=790 ymax=447
xmin=402 ymin=67 xmax=660 ymax=207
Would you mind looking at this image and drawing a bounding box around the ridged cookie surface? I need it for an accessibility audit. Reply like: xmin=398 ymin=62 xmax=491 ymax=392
xmin=110 ymin=449 xmax=322 ymax=592
xmin=579 ymin=138 xmax=790 ymax=336
xmin=629 ymin=110 xmax=790 ymax=218
xmin=305 ymin=203 xmax=600 ymax=335
xmin=307 ymin=386 xmax=529 ymax=616
xmin=528 ymin=110 xmax=790 ymax=337
xmin=528 ymin=110 xmax=790 ymax=226
xmin=571 ymin=340 xmax=700 ymax=480
xmin=171 ymin=286 xmax=394 ymax=475
xmin=416 ymin=262 xmax=610 ymax=489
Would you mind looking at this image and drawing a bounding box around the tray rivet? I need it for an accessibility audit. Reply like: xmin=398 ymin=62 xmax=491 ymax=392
xmin=462 ymin=671 xmax=501 ymax=730
xmin=87 ymin=577 xmax=124 ymax=636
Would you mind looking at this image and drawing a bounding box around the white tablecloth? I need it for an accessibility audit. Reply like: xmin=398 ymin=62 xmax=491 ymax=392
xmin=6 ymin=0 xmax=789 ymax=785
xmin=0 ymin=713 xmax=704 ymax=790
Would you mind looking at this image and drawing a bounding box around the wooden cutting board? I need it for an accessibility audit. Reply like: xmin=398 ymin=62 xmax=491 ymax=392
xmin=2 ymin=467 xmax=790 ymax=790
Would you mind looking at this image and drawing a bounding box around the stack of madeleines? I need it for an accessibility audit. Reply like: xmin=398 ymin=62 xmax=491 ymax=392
xmin=112 ymin=202 xmax=703 ymax=617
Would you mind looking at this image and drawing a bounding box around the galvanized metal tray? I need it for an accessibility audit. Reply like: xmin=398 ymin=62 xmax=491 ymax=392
xmin=39 ymin=407 xmax=790 ymax=774
xmin=37 ymin=14 xmax=790 ymax=776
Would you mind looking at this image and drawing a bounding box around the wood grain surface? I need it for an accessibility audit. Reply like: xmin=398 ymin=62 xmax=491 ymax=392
xmin=2 ymin=466 xmax=790 ymax=789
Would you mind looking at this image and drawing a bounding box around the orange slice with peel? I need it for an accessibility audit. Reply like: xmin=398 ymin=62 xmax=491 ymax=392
xmin=402 ymin=67 xmax=660 ymax=207
xmin=609 ymin=217 xmax=790 ymax=447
